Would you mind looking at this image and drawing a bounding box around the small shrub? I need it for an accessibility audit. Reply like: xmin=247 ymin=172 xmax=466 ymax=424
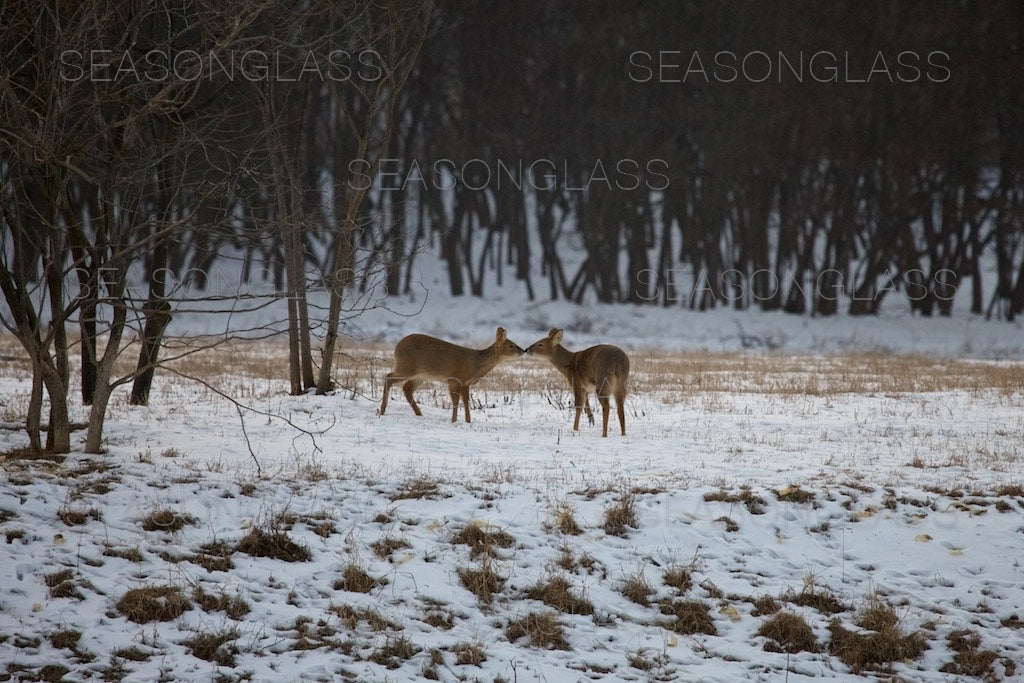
xmin=58 ymin=506 xmax=101 ymax=526
xmin=49 ymin=630 xmax=81 ymax=650
xmin=756 ymin=611 xmax=819 ymax=653
xmin=116 ymin=586 xmax=190 ymax=623
xmin=524 ymin=575 xmax=593 ymax=615
xmin=603 ymin=494 xmax=637 ymax=537
xmin=751 ymin=594 xmax=780 ymax=616
xmin=44 ymin=569 xmax=81 ymax=600
xmin=787 ymin=585 xmax=848 ymax=614
xmin=506 ymin=611 xmax=569 ymax=649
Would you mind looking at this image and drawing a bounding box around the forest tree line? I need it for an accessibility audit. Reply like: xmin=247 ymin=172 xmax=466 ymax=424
xmin=2 ymin=1 xmax=1023 ymax=452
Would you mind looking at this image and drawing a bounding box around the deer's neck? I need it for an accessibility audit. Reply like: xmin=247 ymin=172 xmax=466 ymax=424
xmin=550 ymin=345 xmax=576 ymax=380
xmin=474 ymin=344 xmax=501 ymax=376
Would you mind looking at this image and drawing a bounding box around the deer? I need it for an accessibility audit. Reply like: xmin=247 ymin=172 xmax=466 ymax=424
xmin=527 ymin=328 xmax=629 ymax=437
xmin=379 ymin=327 xmax=525 ymax=423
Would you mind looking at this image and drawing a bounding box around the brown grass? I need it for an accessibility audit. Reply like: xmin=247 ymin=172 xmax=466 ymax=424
xmin=193 ymin=586 xmax=250 ymax=619
xmin=775 ymin=485 xmax=815 ymax=503
xmin=660 ymin=599 xmax=717 ymax=635
xmin=141 ymin=508 xmax=197 ymax=532
xmin=103 ymin=546 xmax=144 ymax=563
xmin=181 ymin=628 xmax=239 ymax=666
xmin=452 ymin=640 xmax=486 ymax=665
xmin=524 ymin=575 xmax=593 ymax=615
xmin=191 ymin=540 xmax=235 ymax=572
xmin=787 ymin=585 xmax=849 ymax=615
xmin=621 ymin=571 xmax=654 ymax=606
xmin=940 ymin=630 xmax=999 ymax=678
xmin=549 ymin=504 xmax=583 ymax=535
xmin=116 ymin=586 xmax=191 ymax=623
xmin=44 ymin=569 xmax=81 ymax=600
xmin=555 ymin=546 xmax=600 ymax=575
xmin=369 ymin=636 xmax=420 ymax=669
xmin=506 ymin=611 xmax=569 ymax=649
xmin=756 ymin=611 xmax=819 ymax=653
xmin=603 ymin=493 xmax=637 ymax=537
xmin=751 ymin=594 xmax=780 ymax=616
xmin=827 ymin=602 xmax=927 ymax=674
xmin=333 ymin=563 xmax=384 ymax=593
xmin=451 ymin=522 xmax=515 ymax=558
xmin=457 ymin=560 xmax=506 ymax=603
xmin=663 ymin=565 xmax=692 ymax=593
xmin=48 ymin=630 xmax=81 ymax=651
xmin=390 ymin=476 xmax=444 ymax=501
xmin=371 ymin=534 xmax=412 ymax=560
xmin=57 ymin=506 xmax=102 ymax=526
xmin=715 ymin=515 xmax=738 ymax=532
xmin=330 ymin=604 xmax=399 ymax=632
xmin=703 ymin=487 xmax=767 ymax=515
xmin=236 ymin=528 xmax=311 ymax=562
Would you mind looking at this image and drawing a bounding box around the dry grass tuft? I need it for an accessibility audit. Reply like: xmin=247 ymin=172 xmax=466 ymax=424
xmin=103 ymin=545 xmax=144 ymax=563
xmin=663 ymin=565 xmax=692 ymax=593
xmin=193 ymin=586 xmax=250 ymax=619
xmin=452 ymin=640 xmax=486 ymax=666
xmin=390 ymin=476 xmax=444 ymax=501
xmin=787 ymin=585 xmax=849 ymax=615
xmin=751 ymin=594 xmax=781 ymax=616
xmin=57 ymin=506 xmax=102 ymax=526
xmin=331 ymin=604 xmax=399 ymax=632
xmin=333 ymin=563 xmax=384 ymax=593
xmin=603 ymin=493 xmax=637 ymax=537
xmin=549 ymin=503 xmax=583 ymax=535
xmin=181 ymin=628 xmax=239 ymax=666
xmin=715 ymin=515 xmax=738 ymax=532
xmin=827 ymin=602 xmax=927 ymax=674
xmin=116 ymin=585 xmax=190 ymax=623
xmin=371 ymin=534 xmax=412 ymax=560
xmin=191 ymin=539 xmax=235 ymax=572
xmin=48 ymin=630 xmax=81 ymax=651
xmin=524 ymin=575 xmax=593 ymax=615
xmin=660 ymin=599 xmax=717 ymax=635
xmin=369 ymin=635 xmax=420 ymax=669
xmin=44 ymin=569 xmax=82 ymax=600
xmin=236 ymin=527 xmax=311 ymax=562
xmin=451 ymin=521 xmax=515 ymax=558
xmin=756 ymin=611 xmax=819 ymax=653
xmin=703 ymin=487 xmax=767 ymax=515
xmin=940 ymin=630 xmax=999 ymax=678
xmin=621 ymin=571 xmax=655 ymax=606
xmin=555 ymin=546 xmax=600 ymax=575
xmin=457 ymin=560 xmax=506 ymax=604
xmin=140 ymin=508 xmax=196 ymax=532
xmin=506 ymin=611 xmax=569 ymax=650
xmin=775 ymin=485 xmax=815 ymax=503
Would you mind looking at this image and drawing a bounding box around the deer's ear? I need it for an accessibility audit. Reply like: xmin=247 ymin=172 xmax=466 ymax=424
xmin=548 ymin=328 xmax=560 ymax=337
xmin=552 ymin=329 xmax=564 ymax=345
xmin=496 ymin=327 xmax=507 ymax=343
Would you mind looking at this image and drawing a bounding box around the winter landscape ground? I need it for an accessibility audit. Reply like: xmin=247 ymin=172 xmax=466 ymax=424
xmin=2 ymin=292 xmax=1024 ymax=682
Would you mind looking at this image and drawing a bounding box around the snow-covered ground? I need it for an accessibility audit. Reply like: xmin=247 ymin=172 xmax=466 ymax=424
xmin=2 ymin=335 xmax=1023 ymax=680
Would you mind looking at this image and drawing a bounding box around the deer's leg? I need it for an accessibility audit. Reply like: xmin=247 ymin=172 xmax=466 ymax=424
xmin=403 ymin=379 xmax=422 ymax=416
xmin=585 ymin=394 xmax=595 ymax=426
xmin=599 ymin=396 xmax=610 ymax=437
xmin=380 ymin=372 xmax=397 ymax=415
xmin=615 ymin=387 xmax=626 ymax=435
xmin=572 ymin=382 xmax=584 ymax=431
xmin=461 ymin=384 xmax=471 ymax=423
xmin=447 ymin=379 xmax=461 ymax=423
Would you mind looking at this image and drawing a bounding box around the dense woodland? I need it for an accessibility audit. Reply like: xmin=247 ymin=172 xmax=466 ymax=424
xmin=2 ymin=1 xmax=1024 ymax=451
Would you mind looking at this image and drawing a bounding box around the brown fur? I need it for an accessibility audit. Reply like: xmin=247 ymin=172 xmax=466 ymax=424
xmin=380 ymin=327 xmax=524 ymax=423
xmin=527 ymin=328 xmax=629 ymax=436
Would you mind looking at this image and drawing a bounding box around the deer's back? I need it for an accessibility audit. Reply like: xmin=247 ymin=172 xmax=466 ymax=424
xmin=393 ymin=334 xmax=479 ymax=379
